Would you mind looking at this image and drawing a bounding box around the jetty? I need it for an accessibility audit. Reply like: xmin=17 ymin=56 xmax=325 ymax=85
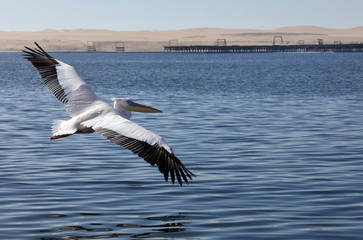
xmin=164 ymin=42 xmax=363 ymax=53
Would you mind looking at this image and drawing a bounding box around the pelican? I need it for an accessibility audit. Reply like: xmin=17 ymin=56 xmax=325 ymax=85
xmin=23 ymin=42 xmax=194 ymax=186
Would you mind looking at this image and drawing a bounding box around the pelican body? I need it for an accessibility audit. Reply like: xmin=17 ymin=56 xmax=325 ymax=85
xmin=23 ymin=42 xmax=194 ymax=186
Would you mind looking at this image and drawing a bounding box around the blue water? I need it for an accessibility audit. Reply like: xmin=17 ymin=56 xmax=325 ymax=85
xmin=1 ymin=51 xmax=363 ymax=239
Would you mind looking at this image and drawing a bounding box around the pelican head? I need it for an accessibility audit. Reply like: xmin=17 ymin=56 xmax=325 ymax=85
xmin=112 ymin=98 xmax=162 ymax=119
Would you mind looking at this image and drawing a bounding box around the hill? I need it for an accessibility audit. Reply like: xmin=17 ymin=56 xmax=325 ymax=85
xmin=1 ymin=26 xmax=362 ymax=52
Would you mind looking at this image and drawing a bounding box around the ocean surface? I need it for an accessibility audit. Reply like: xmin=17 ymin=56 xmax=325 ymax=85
xmin=1 ymin=51 xmax=363 ymax=240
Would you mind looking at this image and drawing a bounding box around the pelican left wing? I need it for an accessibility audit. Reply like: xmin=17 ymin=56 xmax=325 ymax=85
xmin=83 ymin=113 xmax=195 ymax=186
xmin=23 ymin=42 xmax=100 ymax=116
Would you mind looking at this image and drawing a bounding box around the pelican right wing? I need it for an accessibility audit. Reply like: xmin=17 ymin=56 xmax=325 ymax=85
xmin=23 ymin=42 xmax=100 ymax=116
xmin=83 ymin=113 xmax=195 ymax=186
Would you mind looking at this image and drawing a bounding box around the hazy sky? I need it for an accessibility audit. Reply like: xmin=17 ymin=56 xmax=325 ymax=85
xmin=1 ymin=0 xmax=362 ymax=31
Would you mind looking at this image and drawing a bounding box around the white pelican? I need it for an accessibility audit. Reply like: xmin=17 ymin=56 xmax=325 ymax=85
xmin=23 ymin=42 xmax=194 ymax=186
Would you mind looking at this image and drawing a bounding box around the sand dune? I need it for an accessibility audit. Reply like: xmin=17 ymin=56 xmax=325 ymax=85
xmin=1 ymin=26 xmax=362 ymax=52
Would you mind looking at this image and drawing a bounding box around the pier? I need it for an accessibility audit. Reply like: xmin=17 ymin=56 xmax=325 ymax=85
xmin=164 ymin=43 xmax=363 ymax=53
xmin=86 ymin=41 xmax=126 ymax=52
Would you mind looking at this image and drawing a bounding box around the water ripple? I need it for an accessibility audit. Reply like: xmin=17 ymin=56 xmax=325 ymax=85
xmin=1 ymin=52 xmax=363 ymax=239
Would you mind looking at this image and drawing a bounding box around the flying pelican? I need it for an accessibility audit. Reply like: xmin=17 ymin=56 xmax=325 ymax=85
xmin=23 ymin=42 xmax=194 ymax=186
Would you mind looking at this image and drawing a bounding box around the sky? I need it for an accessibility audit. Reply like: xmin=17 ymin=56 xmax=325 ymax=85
xmin=1 ymin=0 xmax=362 ymax=31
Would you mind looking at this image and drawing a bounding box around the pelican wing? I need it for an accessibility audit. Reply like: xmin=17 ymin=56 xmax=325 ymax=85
xmin=23 ymin=42 xmax=99 ymax=116
xmin=83 ymin=113 xmax=194 ymax=186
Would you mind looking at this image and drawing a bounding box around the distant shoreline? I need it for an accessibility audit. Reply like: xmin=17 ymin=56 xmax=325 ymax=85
xmin=1 ymin=26 xmax=362 ymax=52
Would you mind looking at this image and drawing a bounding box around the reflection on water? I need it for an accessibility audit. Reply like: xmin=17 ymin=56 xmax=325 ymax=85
xmin=40 ymin=213 xmax=186 ymax=239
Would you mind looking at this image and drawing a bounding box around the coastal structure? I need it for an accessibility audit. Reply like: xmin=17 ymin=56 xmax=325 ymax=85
xmin=115 ymin=42 xmax=125 ymax=52
xmin=87 ymin=41 xmax=96 ymax=52
xmin=164 ymin=38 xmax=363 ymax=53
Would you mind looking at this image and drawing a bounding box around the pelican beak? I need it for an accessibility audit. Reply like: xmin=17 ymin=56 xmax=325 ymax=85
xmin=125 ymin=100 xmax=163 ymax=113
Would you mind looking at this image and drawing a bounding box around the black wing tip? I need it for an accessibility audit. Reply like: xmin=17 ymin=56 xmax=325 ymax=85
xmin=22 ymin=41 xmax=42 ymax=55
xmin=34 ymin=41 xmax=44 ymax=51
xmin=23 ymin=42 xmax=68 ymax=104
xmin=161 ymin=153 xmax=195 ymax=187
xmin=22 ymin=42 xmax=58 ymax=64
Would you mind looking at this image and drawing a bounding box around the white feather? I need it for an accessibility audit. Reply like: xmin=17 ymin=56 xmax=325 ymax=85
xmin=82 ymin=112 xmax=173 ymax=154
xmin=55 ymin=61 xmax=100 ymax=116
